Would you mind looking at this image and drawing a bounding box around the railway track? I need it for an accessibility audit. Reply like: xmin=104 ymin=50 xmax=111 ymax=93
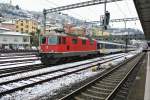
xmin=0 ymin=52 xmax=38 ymax=57
xmin=0 ymin=58 xmax=39 ymax=64
xmin=0 ymin=64 xmax=45 ymax=78
xmin=0 ymin=54 xmax=40 ymax=66
xmin=0 ymin=54 xmax=124 ymax=78
xmin=0 ymin=54 xmax=126 ymax=97
xmin=59 ymin=53 xmax=144 ymax=100
xmin=0 ymin=55 xmax=37 ymax=60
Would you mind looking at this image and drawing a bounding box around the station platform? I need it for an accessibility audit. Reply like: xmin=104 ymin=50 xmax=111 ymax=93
xmin=127 ymin=52 xmax=150 ymax=100
xmin=144 ymin=52 xmax=150 ymax=100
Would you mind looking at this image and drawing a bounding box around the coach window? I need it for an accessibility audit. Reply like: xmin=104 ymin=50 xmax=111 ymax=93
xmin=82 ymin=39 xmax=86 ymax=45
xmin=105 ymin=44 xmax=108 ymax=49
xmin=62 ymin=37 xmax=66 ymax=44
xmin=72 ymin=38 xmax=77 ymax=44
xmin=48 ymin=36 xmax=58 ymax=45
xmin=101 ymin=43 xmax=105 ymax=48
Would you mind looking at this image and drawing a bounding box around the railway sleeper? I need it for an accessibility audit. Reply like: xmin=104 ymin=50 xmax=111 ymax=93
xmin=94 ymin=84 xmax=115 ymax=89
xmin=76 ymin=92 xmax=105 ymax=100
xmin=106 ymin=76 xmax=123 ymax=80
xmin=91 ymin=86 xmax=113 ymax=92
xmin=102 ymin=78 xmax=121 ymax=82
xmin=12 ymin=82 xmax=24 ymax=87
xmin=100 ymin=79 xmax=120 ymax=84
xmin=107 ymin=74 xmax=125 ymax=78
xmin=85 ymin=89 xmax=110 ymax=97
xmin=96 ymin=82 xmax=116 ymax=87
xmin=118 ymin=90 xmax=129 ymax=95
xmin=114 ymin=94 xmax=127 ymax=100
xmin=88 ymin=88 xmax=110 ymax=94
xmin=108 ymin=72 xmax=126 ymax=76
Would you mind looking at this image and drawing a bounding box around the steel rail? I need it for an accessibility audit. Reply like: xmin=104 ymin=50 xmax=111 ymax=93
xmin=0 ymin=54 xmax=125 ymax=96
xmin=0 ymin=58 xmax=39 ymax=64
xmin=0 ymin=54 xmax=123 ymax=77
xmin=0 ymin=52 xmax=38 ymax=57
xmin=0 ymin=55 xmax=37 ymax=60
xmin=0 ymin=64 xmax=45 ymax=78
xmin=0 ymin=54 xmax=123 ymax=78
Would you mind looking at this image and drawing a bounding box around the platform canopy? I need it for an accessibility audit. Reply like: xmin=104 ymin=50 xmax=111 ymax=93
xmin=133 ymin=0 xmax=150 ymax=40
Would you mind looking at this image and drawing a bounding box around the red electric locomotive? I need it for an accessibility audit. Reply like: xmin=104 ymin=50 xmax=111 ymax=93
xmin=39 ymin=33 xmax=100 ymax=65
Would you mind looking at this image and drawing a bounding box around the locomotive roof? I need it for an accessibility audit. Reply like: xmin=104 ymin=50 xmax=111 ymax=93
xmin=41 ymin=33 xmax=97 ymax=41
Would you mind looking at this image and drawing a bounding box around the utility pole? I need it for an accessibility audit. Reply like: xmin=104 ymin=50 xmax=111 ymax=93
xmin=43 ymin=9 xmax=47 ymax=35
xmin=104 ymin=0 xmax=107 ymax=29
xmin=10 ymin=0 xmax=12 ymax=5
xmin=124 ymin=20 xmax=128 ymax=53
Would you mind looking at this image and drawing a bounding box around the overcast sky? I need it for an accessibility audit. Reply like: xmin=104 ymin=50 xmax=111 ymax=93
xmin=0 ymin=0 xmax=143 ymax=31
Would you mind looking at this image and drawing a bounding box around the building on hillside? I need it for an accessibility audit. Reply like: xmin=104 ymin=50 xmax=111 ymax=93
xmin=15 ymin=19 xmax=38 ymax=34
xmin=0 ymin=32 xmax=30 ymax=50
xmin=0 ymin=20 xmax=16 ymax=31
xmin=40 ymin=23 xmax=63 ymax=35
xmin=92 ymin=28 xmax=110 ymax=40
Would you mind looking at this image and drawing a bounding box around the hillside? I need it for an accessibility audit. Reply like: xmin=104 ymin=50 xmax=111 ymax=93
xmin=0 ymin=3 xmax=84 ymax=25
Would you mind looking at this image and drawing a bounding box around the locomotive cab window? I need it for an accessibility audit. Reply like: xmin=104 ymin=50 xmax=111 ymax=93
xmin=41 ymin=37 xmax=46 ymax=44
xmin=72 ymin=38 xmax=78 ymax=44
xmin=82 ymin=39 xmax=86 ymax=45
xmin=90 ymin=40 xmax=94 ymax=45
xmin=62 ymin=37 xmax=66 ymax=44
xmin=48 ymin=36 xmax=58 ymax=45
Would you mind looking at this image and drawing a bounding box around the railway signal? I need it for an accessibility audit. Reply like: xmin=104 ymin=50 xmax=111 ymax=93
xmin=102 ymin=11 xmax=110 ymax=30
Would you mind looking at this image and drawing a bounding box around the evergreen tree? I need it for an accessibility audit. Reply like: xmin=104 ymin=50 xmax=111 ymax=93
xmin=16 ymin=5 xmax=20 ymax=10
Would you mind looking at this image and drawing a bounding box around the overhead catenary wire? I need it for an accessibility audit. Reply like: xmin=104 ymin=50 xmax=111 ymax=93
xmin=44 ymin=0 xmax=93 ymax=22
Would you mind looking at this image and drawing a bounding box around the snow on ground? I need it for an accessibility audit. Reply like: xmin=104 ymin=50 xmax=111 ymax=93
xmin=0 ymin=55 xmax=40 ymax=69
xmin=0 ymin=60 xmax=39 ymax=66
xmin=0 ymin=68 xmax=104 ymax=100
xmin=0 ymin=53 xmax=124 ymax=83
xmin=0 ymin=52 xmax=36 ymax=56
xmin=0 ymin=50 xmax=141 ymax=100
xmin=0 ymin=55 xmax=36 ymax=59
xmin=0 ymin=51 xmax=140 ymax=100
xmin=0 ymin=60 xmax=41 ymax=70
xmin=0 ymin=56 xmax=39 ymax=62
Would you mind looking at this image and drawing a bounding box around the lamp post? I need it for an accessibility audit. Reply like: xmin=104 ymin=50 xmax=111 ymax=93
xmin=124 ymin=20 xmax=128 ymax=53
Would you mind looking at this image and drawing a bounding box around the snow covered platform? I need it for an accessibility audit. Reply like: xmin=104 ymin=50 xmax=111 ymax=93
xmin=144 ymin=52 xmax=150 ymax=100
